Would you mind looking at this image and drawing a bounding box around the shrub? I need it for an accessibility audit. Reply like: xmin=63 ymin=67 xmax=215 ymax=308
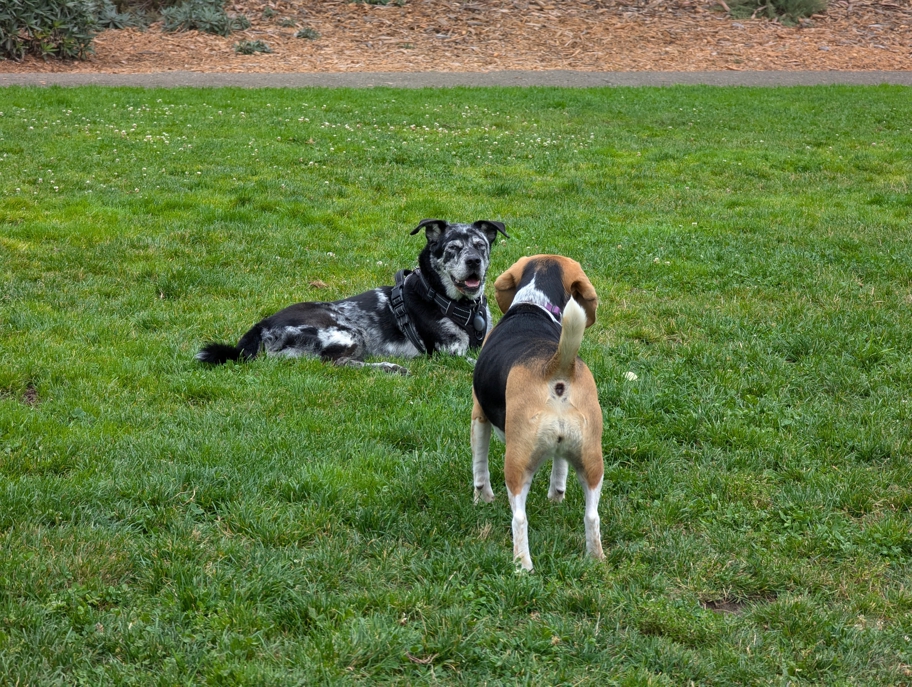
xmin=161 ymin=0 xmax=249 ymax=36
xmin=726 ymin=0 xmax=827 ymax=21
xmin=113 ymin=0 xmax=182 ymax=9
xmin=93 ymin=0 xmax=130 ymax=27
xmin=91 ymin=0 xmax=148 ymax=28
xmin=295 ymin=27 xmax=319 ymax=40
xmin=0 ymin=0 xmax=97 ymax=61
xmin=234 ymin=39 xmax=270 ymax=54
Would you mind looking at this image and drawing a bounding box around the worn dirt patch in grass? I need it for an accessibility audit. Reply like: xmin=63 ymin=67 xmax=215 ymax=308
xmin=22 ymin=385 xmax=39 ymax=406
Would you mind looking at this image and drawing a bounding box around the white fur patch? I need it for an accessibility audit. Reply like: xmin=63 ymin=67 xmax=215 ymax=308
xmin=377 ymin=338 xmax=423 ymax=358
xmin=317 ymin=328 xmax=356 ymax=349
xmin=436 ymin=319 xmax=470 ymax=355
xmin=511 ymin=276 xmax=552 ymax=310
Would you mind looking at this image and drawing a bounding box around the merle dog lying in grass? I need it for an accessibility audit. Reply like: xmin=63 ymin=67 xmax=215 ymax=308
xmin=197 ymin=219 xmax=508 ymax=374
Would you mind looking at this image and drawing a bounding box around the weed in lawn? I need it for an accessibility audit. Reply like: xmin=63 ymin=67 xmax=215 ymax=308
xmin=0 ymin=85 xmax=911 ymax=684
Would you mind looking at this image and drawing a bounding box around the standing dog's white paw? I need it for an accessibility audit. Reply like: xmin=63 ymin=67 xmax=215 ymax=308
xmin=474 ymin=485 xmax=495 ymax=504
xmin=514 ymin=556 xmax=534 ymax=572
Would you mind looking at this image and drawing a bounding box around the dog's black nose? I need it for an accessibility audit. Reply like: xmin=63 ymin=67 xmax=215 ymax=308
xmin=466 ymin=256 xmax=482 ymax=270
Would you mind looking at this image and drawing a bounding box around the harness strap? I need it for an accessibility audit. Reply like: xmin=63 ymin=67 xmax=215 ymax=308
xmin=389 ymin=270 xmax=427 ymax=354
xmin=413 ymin=269 xmax=488 ymax=348
xmin=389 ymin=269 xmax=488 ymax=353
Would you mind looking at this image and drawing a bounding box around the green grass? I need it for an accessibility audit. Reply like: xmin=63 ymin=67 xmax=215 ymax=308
xmin=1 ymin=84 xmax=912 ymax=684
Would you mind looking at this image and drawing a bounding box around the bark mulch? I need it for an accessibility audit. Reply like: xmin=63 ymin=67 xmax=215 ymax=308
xmin=2 ymin=0 xmax=910 ymax=74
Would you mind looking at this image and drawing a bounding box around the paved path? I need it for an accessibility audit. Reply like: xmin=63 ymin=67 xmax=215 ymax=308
xmin=1 ymin=70 xmax=910 ymax=88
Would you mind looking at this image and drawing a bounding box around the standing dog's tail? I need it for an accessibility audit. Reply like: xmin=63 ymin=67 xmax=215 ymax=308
xmin=548 ymin=297 xmax=587 ymax=379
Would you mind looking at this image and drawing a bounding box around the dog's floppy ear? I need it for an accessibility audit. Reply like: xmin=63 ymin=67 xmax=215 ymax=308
xmin=410 ymin=218 xmax=448 ymax=243
xmin=493 ymin=256 xmax=530 ymax=314
xmin=472 ymin=220 xmax=509 ymax=246
xmin=562 ymin=259 xmax=598 ymax=328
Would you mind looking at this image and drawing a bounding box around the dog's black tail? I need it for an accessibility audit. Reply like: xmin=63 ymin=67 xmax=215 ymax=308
xmin=196 ymin=324 xmax=264 ymax=365
xmin=196 ymin=342 xmax=245 ymax=365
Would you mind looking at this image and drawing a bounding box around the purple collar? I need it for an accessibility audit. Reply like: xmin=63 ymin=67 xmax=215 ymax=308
xmin=541 ymin=302 xmax=562 ymax=323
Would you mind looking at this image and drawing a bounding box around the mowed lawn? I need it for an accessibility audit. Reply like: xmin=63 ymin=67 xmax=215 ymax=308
xmin=1 ymin=84 xmax=911 ymax=684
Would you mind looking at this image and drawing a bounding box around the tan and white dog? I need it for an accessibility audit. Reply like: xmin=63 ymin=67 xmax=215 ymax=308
xmin=471 ymin=255 xmax=604 ymax=571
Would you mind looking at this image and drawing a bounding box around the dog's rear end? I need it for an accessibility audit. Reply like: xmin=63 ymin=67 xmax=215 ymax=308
xmin=472 ymin=255 xmax=604 ymax=571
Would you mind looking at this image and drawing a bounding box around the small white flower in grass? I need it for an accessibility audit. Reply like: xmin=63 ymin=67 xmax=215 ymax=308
xmin=327 ymin=252 xmax=335 ymax=257
xmin=625 ymin=371 xmax=639 ymax=382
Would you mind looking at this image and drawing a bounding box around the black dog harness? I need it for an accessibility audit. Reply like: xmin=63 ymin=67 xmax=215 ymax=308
xmin=389 ymin=269 xmax=488 ymax=354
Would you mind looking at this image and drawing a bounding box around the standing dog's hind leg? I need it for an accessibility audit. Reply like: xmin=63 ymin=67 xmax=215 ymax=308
xmin=471 ymin=394 xmax=495 ymax=503
xmin=548 ymin=457 xmax=569 ymax=503
xmin=507 ymin=472 xmax=534 ymax=571
xmin=577 ymin=470 xmax=605 ymax=561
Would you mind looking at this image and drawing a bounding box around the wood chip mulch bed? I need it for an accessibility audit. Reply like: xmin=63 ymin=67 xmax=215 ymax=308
xmin=3 ymin=0 xmax=911 ymax=74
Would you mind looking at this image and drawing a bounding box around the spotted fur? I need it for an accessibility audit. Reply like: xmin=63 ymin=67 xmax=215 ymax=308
xmin=196 ymin=219 xmax=507 ymax=374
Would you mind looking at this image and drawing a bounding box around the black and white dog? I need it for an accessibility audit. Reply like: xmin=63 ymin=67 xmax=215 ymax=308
xmin=196 ymin=219 xmax=508 ymax=374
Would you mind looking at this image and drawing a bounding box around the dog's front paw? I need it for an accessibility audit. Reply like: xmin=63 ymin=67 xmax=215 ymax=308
xmin=548 ymin=488 xmax=565 ymax=504
xmin=474 ymin=485 xmax=495 ymax=504
xmin=378 ymin=362 xmax=409 ymax=375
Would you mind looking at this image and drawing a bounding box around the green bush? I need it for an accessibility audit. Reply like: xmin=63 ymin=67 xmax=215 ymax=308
xmin=161 ymin=0 xmax=248 ymax=36
xmin=726 ymin=0 xmax=827 ymax=21
xmin=113 ymin=0 xmax=183 ymax=10
xmin=92 ymin=0 xmax=148 ymax=28
xmin=234 ymin=39 xmax=270 ymax=54
xmin=295 ymin=27 xmax=319 ymax=40
xmin=0 ymin=0 xmax=97 ymax=60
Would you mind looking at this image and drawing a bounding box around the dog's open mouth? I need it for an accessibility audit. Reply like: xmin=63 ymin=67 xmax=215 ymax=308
xmin=453 ymin=275 xmax=482 ymax=295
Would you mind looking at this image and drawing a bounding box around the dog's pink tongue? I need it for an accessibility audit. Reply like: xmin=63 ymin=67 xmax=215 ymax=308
xmin=465 ymin=278 xmax=480 ymax=289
